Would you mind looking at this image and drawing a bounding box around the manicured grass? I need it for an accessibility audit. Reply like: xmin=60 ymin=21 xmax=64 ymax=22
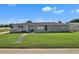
xmin=0 ymin=33 xmax=21 ymax=47
xmin=0 ymin=32 xmax=79 ymax=48
xmin=20 ymin=32 xmax=79 ymax=48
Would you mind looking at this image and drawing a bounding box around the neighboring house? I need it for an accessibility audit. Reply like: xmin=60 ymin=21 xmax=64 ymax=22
xmin=10 ymin=22 xmax=70 ymax=32
xmin=68 ymin=23 xmax=79 ymax=32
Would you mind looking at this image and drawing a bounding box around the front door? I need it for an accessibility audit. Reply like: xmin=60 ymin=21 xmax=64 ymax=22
xmin=44 ymin=25 xmax=48 ymax=31
xmin=31 ymin=29 xmax=34 ymax=32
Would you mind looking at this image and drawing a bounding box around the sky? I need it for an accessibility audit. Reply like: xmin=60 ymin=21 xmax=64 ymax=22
xmin=0 ymin=4 xmax=79 ymax=24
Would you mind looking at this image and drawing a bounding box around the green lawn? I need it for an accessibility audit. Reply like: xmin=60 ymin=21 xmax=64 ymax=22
xmin=0 ymin=32 xmax=79 ymax=48
xmin=21 ymin=32 xmax=79 ymax=48
xmin=0 ymin=33 xmax=21 ymax=47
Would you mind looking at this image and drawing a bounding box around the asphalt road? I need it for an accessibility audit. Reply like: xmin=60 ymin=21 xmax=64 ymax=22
xmin=0 ymin=48 xmax=79 ymax=54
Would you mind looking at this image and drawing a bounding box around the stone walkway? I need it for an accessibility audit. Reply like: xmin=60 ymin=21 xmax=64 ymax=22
xmin=16 ymin=34 xmax=27 ymax=43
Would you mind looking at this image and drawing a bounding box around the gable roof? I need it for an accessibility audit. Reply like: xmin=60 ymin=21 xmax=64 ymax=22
xmin=12 ymin=22 xmax=68 ymax=26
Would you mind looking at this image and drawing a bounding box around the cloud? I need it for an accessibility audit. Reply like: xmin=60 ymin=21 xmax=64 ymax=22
xmin=4 ymin=18 xmax=27 ymax=24
xmin=71 ymin=9 xmax=79 ymax=13
xmin=53 ymin=7 xmax=57 ymax=10
xmin=53 ymin=10 xmax=64 ymax=13
xmin=41 ymin=6 xmax=52 ymax=12
xmin=41 ymin=6 xmax=64 ymax=13
xmin=6 ymin=18 xmax=53 ymax=23
xmin=76 ymin=9 xmax=79 ymax=12
xmin=33 ymin=18 xmax=53 ymax=22
xmin=52 ymin=7 xmax=64 ymax=13
xmin=71 ymin=10 xmax=74 ymax=13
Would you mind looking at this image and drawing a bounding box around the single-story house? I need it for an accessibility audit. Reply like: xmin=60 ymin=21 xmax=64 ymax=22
xmin=10 ymin=22 xmax=72 ymax=32
xmin=68 ymin=23 xmax=79 ymax=32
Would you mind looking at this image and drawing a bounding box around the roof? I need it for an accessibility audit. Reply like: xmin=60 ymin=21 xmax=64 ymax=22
xmin=12 ymin=22 xmax=68 ymax=26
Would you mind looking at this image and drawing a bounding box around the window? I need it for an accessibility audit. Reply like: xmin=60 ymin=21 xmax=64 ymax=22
xmin=21 ymin=26 xmax=23 ymax=29
xmin=18 ymin=26 xmax=23 ymax=29
xmin=37 ymin=27 xmax=44 ymax=30
xmin=18 ymin=26 xmax=20 ymax=28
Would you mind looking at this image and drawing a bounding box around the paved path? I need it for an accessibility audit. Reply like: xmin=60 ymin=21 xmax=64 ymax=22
xmin=16 ymin=34 xmax=27 ymax=43
xmin=0 ymin=31 xmax=10 ymax=34
xmin=0 ymin=48 xmax=79 ymax=54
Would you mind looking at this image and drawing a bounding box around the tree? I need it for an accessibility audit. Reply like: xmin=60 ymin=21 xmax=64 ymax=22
xmin=0 ymin=24 xmax=9 ymax=27
xmin=66 ymin=22 xmax=69 ymax=24
xmin=58 ymin=21 xmax=62 ymax=23
xmin=70 ymin=19 xmax=79 ymax=23
xmin=8 ymin=23 xmax=14 ymax=28
xmin=26 ymin=20 xmax=32 ymax=23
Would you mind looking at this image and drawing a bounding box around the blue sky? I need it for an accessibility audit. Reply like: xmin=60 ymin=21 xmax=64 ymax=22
xmin=0 ymin=4 xmax=79 ymax=24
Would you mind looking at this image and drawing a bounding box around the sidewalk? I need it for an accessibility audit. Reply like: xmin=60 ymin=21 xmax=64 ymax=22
xmin=0 ymin=48 xmax=79 ymax=54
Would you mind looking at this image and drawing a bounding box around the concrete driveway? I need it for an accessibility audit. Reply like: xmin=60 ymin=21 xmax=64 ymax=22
xmin=0 ymin=31 xmax=10 ymax=34
xmin=0 ymin=48 xmax=79 ymax=54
